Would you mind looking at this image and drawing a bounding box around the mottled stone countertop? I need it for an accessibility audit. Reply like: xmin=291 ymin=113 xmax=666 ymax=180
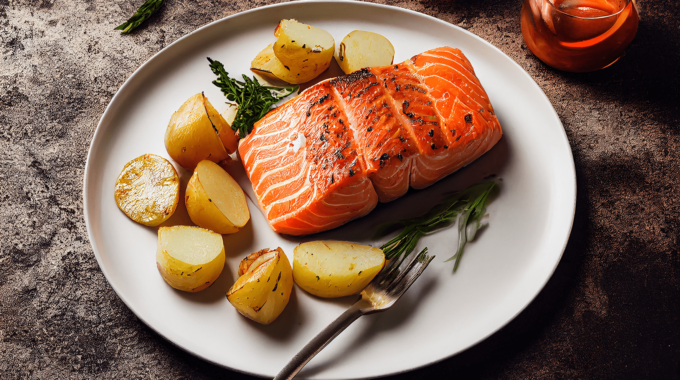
xmin=1 ymin=0 xmax=679 ymax=378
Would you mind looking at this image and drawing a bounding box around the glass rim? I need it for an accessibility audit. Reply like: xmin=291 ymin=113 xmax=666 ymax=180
xmin=546 ymin=0 xmax=631 ymax=20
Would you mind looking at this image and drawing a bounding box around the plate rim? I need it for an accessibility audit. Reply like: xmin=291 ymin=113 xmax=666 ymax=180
xmin=83 ymin=0 xmax=577 ymax=378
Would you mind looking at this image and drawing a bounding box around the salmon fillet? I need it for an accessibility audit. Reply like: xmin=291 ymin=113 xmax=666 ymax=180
xmin=239 ymin=47 xmax=502 ymax=236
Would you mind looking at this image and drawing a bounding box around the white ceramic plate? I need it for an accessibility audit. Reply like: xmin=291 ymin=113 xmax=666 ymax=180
xmin=83 ymin=1 xmax=576 ymax=378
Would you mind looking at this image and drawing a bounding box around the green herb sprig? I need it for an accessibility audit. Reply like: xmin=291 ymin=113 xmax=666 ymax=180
xmin=208 ymin=58 xmax=298 ymax=138
xmin=115 ymin=0 xmax=164 ymax=34
xmin=377 ymin=181 xmax=497 ymax=271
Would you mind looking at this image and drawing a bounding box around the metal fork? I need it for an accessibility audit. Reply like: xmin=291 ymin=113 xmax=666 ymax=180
xmin=274 ymin=248 xmax=435 ymax=380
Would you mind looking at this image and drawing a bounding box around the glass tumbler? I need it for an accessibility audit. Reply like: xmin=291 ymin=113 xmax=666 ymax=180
xmin=521 ymin=0 xmax=639 ymax=72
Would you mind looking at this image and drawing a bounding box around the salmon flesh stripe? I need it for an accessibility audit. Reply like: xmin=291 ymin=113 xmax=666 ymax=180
xmin=239 ymin=46 xmax=502 ymax=236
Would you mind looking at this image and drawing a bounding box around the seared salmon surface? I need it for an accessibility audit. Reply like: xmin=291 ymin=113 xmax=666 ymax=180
xmin=239 ymin=47 xmax=502 ymax=236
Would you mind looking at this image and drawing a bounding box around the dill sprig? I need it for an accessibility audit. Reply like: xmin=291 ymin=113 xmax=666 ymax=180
xmin=115 ymin=0 xmax=164 ymax=34
xmin=207 ymin=58 xmax=299 ymax=138
xmin=378 ymin=181 xmax=497 ymax=272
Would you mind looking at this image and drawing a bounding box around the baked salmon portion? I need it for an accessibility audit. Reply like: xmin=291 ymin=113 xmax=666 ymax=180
xmin=239 ymin=81 xmax=379 ymax=236
xmin=239 ymin=46 xmax=502 ymax=236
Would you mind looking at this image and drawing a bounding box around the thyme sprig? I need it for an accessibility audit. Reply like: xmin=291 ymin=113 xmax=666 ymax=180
xmin=207 ymin=58 xmax=298 ymax=138
xmin=378 ymin=181 xmax=497 ymax=271
xmin=115 ymin=0 xmax=164 ymax=34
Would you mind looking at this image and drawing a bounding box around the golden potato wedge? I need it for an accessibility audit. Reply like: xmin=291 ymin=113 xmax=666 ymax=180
xmin=251 ymin=43 xmax=326 ymax=85
xmin=227 ymin=248 xmax=294 ymax=325
xmin=185 ymin=160 xmax=250 ymax=235
xmin=156 ymin=226 xmax=226 ymax=292
xmin=260 ymin=19 xmax=334 ymax=84
xmin=293 ymin=241 xmax=385 ymax=298
xmin=165 ymin=93 xmax=237 ymax=171
xmin=273 ymin=19 xmax=335 ymax=66
xmin=114 ymin=154 xmax=179 ymax=226
xmin=335 ymin=30 xmax=395 ymax=74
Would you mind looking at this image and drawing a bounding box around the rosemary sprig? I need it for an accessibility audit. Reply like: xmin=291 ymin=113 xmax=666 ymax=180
xmin=115 ymin=0 xmax=164 ymax=34
xmin=378 ymin=181 xmax=497 ymax=271
xmin=207 ymin=58 xmax=299 ymax=138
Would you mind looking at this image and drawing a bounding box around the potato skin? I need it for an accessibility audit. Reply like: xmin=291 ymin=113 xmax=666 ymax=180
xmin=293 ymin=241 xmax=385 ymax=298
xmin=165 ymin=93 xmax=232 ymax=171
xmin=185 ymin=167 xmax=241 ymax=235
xmin=251 ymin=43 xmax=329 ymax=85
xmin=227 ymin=248 xmax=293 ymax=325
xmin=334 ymin=30 xmax=395 ymax=74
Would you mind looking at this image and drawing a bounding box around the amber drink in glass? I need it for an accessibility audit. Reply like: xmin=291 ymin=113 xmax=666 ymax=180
xmin=521 ymin=0 xmax=639 ymax=72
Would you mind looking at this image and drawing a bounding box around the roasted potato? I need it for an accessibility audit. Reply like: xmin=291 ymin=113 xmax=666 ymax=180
xmin=185 ymin=160 xmax=250 ymax=235
xmin=114 ymin=154 xmax=180 ymax=226
xmin=227 ymin=248 xmax=294 ymax=325
xmin=293 ymin=241 xmax=385 ymax=298
xmin=251 ymin=44 xmax=315 ymax=84
xmin=252 ymin=19 xmax=334 ymax=84
xmin=156 ymin=226 xmax=226 ymax=292
xmin=165 ymin=93 xmax=238 ymax=171
xmin=334 ymin=30 xmax=395 ymax=74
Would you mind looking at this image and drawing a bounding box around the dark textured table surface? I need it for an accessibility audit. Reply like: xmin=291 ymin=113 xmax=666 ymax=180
xmin=2 ymin=0 xmax=679 ymax=378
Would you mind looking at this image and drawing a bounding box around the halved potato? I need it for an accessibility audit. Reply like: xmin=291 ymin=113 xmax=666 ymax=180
xmin=114 ymin=154 xmax=179 ymax=226
xmin=334 ymin=30 xmax=395 ymax=74
xmin=185 ymin=160 xmax=250 ymax=234
xmin=273 ymin=19 xmax=334 ymax=65
xmin=251 ymin=19 xmax=334 ymax=84
xmin=252 ymin=43 xmax=328 ymax=85
xmin=156 ymin=226 xmax=226 ymax=292
xmin=227 ymin=248 xmax=294 ymax=325
xmin=293 ymin=241 xmax=385 ymax=298
xmin=165 ymin=93 xmax=238 ymax=171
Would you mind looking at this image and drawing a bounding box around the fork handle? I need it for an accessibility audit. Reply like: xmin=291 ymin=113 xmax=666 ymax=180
xmin=274 ymin=300 xmax=366 ymax=380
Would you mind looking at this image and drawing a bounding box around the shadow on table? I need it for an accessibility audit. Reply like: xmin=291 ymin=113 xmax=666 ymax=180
xmin=535 ymin=18 xmax=680 ymax=134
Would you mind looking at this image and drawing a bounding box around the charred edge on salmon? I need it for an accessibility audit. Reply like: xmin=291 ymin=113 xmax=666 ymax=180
xmin=465 ymin=114 xmax=472 ymax=123
xmin=380 ymin=153 xmax=389 ymax=160
xmin=349 ymin=169 xmax=356 ymax=177
xmin=367 ymin=127 xmax=373 ymax=132
xmin=330 ymin=68 xmax=375 ymax=88
xmin=402 ymin=100 xmax=409 ymax=114
xmin=335 ymin=150 xmax=345 ymax=160
xmin=397 ymin=153 xmax=403 ymax=161
xmin=398 ymin=136 xmax=406 ymax=142
xmin=428 ymin=129 xmax=434 ymax=137
xmin=329 ymin=175 xmax=334 ymax=183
